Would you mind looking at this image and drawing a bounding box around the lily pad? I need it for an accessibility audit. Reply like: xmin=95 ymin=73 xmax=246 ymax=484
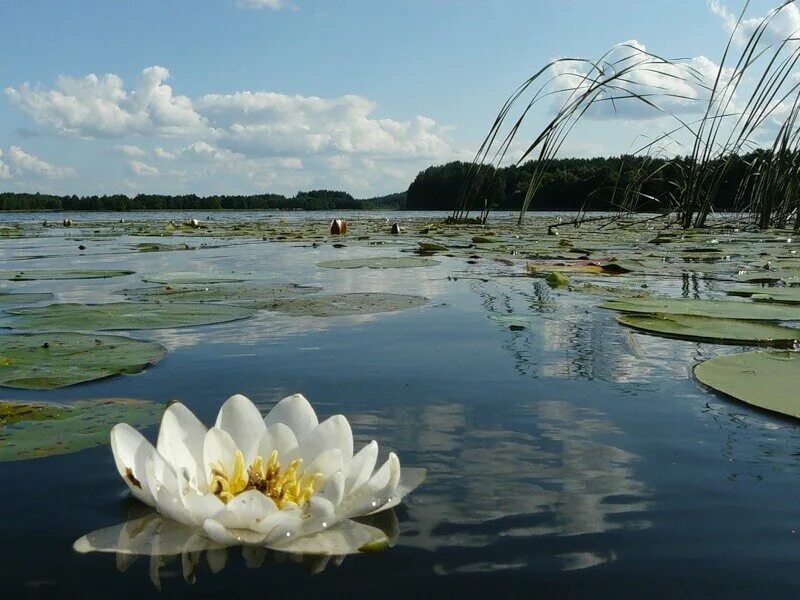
xmin=616 ymin=314 xmax=800 ymax=347
xmin=141 ymin=272 xmax=248 ymax=285
xmin=727 ymin=287 xmax=800 ymax=305
xmin=0 ymin=292 xmax=54 ymax=305
xmin=418 ymin=242 xmax=449 ymax=252
xmin=1 ymin=302 xmax=255 ymax=331
xmin=0 ymin=332 xmax=167 ymax=389
xmin=0 ymin=398 xmax=163 ymax=461
xmin=317 ymin=257 xmax=439 ymax=269
xmin=600 ymin=297 xmax=800 ymax=321
xmin=0 ymin=269 xmax=134 ymax=281
xmin=694 ymin=352 xmax=800 ymax=418
xmin=265 ymin=293 xmax=428 ymax=317
xmin=123 ymin=283 xmax=322 ymax=304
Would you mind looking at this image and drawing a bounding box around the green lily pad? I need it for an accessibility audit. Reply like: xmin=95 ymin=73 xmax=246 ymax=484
xmin=600 ymin=297 xmax=800 ymax=321
xmin=141 ymin=272 xmax=248 ymax=285
xmin=727 ymin=287 xmax=800 ymax=305
xmin=265 ymin=293 xmax=428 ymax=317
xmin=0 ymin=292 xmax=54 ymax=305
xmin=616 ymin=314 xmax=800 ymax=347
xmin=0 ymin=397 xmax=163 ymax=461
xmin=0 ymin=333 xmax=167 ymax=389
xmin=0 ymin=269 xmax=134 ymax=281
xmin=1 ymin=302 xmax=255 ymax=331
xmin=418 ymin=242 xmax=449 ymax=252
xmin=317 ymin=257 xmax=439 ymax=269
xmin=0 ymin=400 xmax=70 ymax=426
xmin=694 ymin=352 xmax=800 ymax=418
xmin=123 ymin=283 xmax=322 ymax=304
xmin=546 ymin=272 xmax=571 ymax=288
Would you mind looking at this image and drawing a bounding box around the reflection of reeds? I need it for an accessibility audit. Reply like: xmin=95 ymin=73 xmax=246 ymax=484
xmin=467 ymin=0 xmax=800 ymax=230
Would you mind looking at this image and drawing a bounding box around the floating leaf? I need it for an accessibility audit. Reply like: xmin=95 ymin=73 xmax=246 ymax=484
xmin=141 ymin=272 xmax=248 ymax=285
xmin=727 ymin=287 xmax=800 ymax=305
xmin=0 ymin=332 xmax=167 ymax=389
xmin=0 ymin=269 xmax=134 ymax=281
xmin=418 ymin=242 xmax=448 ymax=252
xmin=123 ymin=283 xmax=321 ymax=304
xmin=694 ymin=352 xmax=800 ymax=418
xmin=2 ymin=302 xmax=255 ymax=331
xmin=265 ymin=293 xmax=427 ymax=317
xmin=546 ymin=272 xmax=570 ymax=288
xmin=317 ymin=257 xmax=439 ymax=269
xmin=0 ymin=292 xmax=54 ymax=305
xmin=616 ymin=314 xmax=799 ymax=346
xmin=600 ymin=297 xmax=800 ymax=321
xmin=0 ymin=398 xmax=163 ymax=461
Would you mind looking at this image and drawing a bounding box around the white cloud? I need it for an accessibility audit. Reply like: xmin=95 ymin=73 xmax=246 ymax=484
xmin=0 ymin=150 xmax=10 ymax=180
xmin=549 ymin=40 xmax=727 ymax=121
xmin=114 ymin=144 xmax=147 ymax=157
xmin=7 ymin=146 xmax=74 ymax=178
xmin=197 ymin=91 xmax=450 ymax=158
xmin=709 ymin=0 xmax=800 ymax=46
xmin=6 ymin=66 xmax=206 ymax=138
xmin=235 ymin=0 xmax=289 ymax=9
xmin=128 ymin=160 xmax=159 ymax=176
xmin=154 ymin=147 xmax=178 ymax=160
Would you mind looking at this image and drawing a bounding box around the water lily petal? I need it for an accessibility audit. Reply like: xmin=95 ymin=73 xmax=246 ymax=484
xmin=338 ymin=453 xmax=401 ymax=518
xmin=206 ymin=547 xmax=228 ymax=574
xmin=178 ymin=473 xmax=225 ymax=522
xmin=251 ymin=506 xmax=304 ymax=540
xmin=211 ymin=490 xmax=278 ymax=530
xmin=372 ymin=467 xmax=427 ymax=512
xmin=321 ymin=471 xmax=345 ymax=505
xmin=156 ymin=402 xmax=207 ymax=490
xmin=110 ymin=423 xmax=157 ymax=507
xmin=343 ymin=440 xmax=378 ymax=496
xmin=307 ymin=448 xmax=344 ymax=480
xmin=202 ymin=427 xmax=237 ymax=487
xmin=143 ymin=452 xmax=196 ymax=525
xmin=256 ymin=423 xmax=299 ymax=461
xmin=270 ymin=519 xmax=389 ymax=555
xmin=299 ymin=415 xmax=353 ymax=463
xmin=263 ymin=393 xmax=318 ymax=440
xmin=214 ymin=394 xmax=266 ymax=462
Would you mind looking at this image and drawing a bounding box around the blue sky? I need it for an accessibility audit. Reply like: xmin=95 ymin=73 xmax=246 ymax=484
xmin=0 ymin=0 xmax=791 ymax=196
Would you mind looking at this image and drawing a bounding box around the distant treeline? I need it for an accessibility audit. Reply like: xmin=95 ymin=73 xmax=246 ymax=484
xmin=406 ymin=155 xmax=758 ymax=212
xmin=0 ymin=189 xmax=406 ymax=212
xmin=2 ymin=154 xmax=763 ymax=213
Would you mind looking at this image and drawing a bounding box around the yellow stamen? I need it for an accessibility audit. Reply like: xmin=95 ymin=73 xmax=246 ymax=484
xmin=210 ymin=449 xmax=323 ymax=509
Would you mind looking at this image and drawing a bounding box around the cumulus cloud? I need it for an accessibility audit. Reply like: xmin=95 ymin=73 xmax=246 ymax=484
xmin=709 ymin=0 xmax=800 ymax=46
xmin=114 ymin=144 xmax=147 ymax=157
xmin=6 ymin=66 xmax=206 ymax=138
xmin=7 ymin=146 xmax=74 ymax=178
xmin=0 ymin=150 xmax=10 ymax=180
xmin=195 ymin=91 xmax=450 ymax=158
xmin=549 ymin=40 xmax=727 ymax=121
xmin=7 ymin=67 xmax=451 ymax=164
xmin=128 ymin=160 xmax=160 ymax=176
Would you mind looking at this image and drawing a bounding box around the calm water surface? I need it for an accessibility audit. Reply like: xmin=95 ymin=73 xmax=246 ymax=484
xmin=1 ymin=211 xmax=798 ymax=598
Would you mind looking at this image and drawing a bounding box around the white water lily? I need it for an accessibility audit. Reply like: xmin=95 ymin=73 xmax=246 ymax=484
xmin=75 ymin=393 xmax=424 ymax=555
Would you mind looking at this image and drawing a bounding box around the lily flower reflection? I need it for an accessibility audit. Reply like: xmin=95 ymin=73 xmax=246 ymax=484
xmin=74 ymin=393 xmax=424 ymax=557
xmin=78 ymin=509 xmax=400 ymax=588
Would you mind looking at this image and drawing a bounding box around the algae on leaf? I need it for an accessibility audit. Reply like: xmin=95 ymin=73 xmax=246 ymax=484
xmin=694 ymin=352 xmax=800 ymax=418
xmin=2 ymin=302 xmax=255 ymax=331
xmin=600 ymin=297 xmax=800 ymax=321
xmin=616 ymin=314 xmax=800 ymax=346
xmin=265 ymin=293 xmax=428 ymax=317
xmin=0 ymin=332 xmax=167 ymax=389
xmin=0 ymin=398 xmax=163 ymax=461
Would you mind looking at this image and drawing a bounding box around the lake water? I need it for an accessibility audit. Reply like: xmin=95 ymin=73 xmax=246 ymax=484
xmin=1 ymin=211 xmax=799 ymax=598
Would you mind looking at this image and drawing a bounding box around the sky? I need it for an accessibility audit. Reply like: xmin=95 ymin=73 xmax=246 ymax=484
xmin=0 ymin=0 xmax=794 ymax=197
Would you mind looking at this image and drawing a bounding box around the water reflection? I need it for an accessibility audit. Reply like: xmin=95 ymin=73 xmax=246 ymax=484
xmin=79 ymin=508 xmax=400 ymax=589
xmin=348 ymin=397 xmax=651 ymax=573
